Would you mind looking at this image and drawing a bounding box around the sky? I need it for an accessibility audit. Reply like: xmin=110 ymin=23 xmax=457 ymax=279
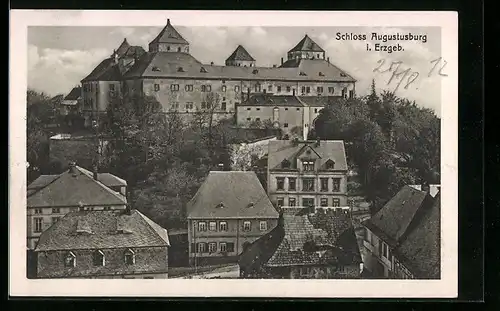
xmin=28 ymin=25 xmax=442 ymax=116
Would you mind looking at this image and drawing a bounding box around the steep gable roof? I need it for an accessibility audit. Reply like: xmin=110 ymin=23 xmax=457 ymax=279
xmin=267 ymin=140 xmax=348 ymax=171
xmin=280 ymin=59 xmax=356 ymax=82
xmin=289 ymin=35 xmax=325 ymax=52
xmin=81 ymin=58 xmax=115 ymax=82
xmin=35 ymin=209 xmax=170 ymax=251
xmin=63 ymin=87 xmax=82 ymax=101
xmin=187 ymin=171 xmax=279 ymax=219
xmin=226 ymin=45 xmax=255 ymax=62
xmin=115 ymin=38 xmax=131 ymax=57
xmin=149 ymin=19 xmax=189 ymax=45
xmin=27 ymin=166 xmax=127 ymax=208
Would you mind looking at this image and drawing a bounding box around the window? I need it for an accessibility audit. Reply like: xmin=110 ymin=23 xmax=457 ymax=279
xmin=256 ymin=117 xmax=260 ymax=121
xmin=349 ymin=90 xmax=354 ymax=98
xmin=246 ymin=108 xmax=251 ymax=111
xmin=227 ymin=243 xmax=235 ymax=252
xmin=143 ymin=276 xmax=154 ymax=279
xmin=201 ymin=102 xmax=207 ymax=109
xmin=382 ymin=242 xmax=389 ymax=259
xmin=64 ymin=251 xmax=76 ymax=267
xmin=34 ymin=218 xmax=43 ymax=233
xmin=296 ymin=108 xmax=300 ymax=111
xmin=300 ymin=266 xmax=311 ymax=276
xmin=177 ymin=47 xmax=181 ymax=52
xmin=220 ymin=242 xmax=227 ymax=252
xmin=319 ymin=71 xmax=324 ymax=76
xmin=332 ymin=198 xmax=340 ymax=207
xmin=302 ymin=161 xmax=315 ymax=171
xmin=317 ymin=86 xmax=323 ymax=93
xmin=342 ymin=88 xmax=347 ymax=98
xmin=197 ymin=242 xmax=206 ymax=253
xmin=201 ymin=85 xmax=212 ymax=92
xmin=222 ymin=85 xmax=227 ymax=92
xmin=302 ymin=198 xmax=315 ymax=208
xmin=185 ymin=102 xmax=194 ymax=110
xmin=92 ymin=250 xmax=105 ymax=266
xmin=124 ymin=249 xmax=135 ymax=265
xmin=152 ymin=66 xmax=161 ymax=72
xmin=109 ymin=84 xmax=115 ymax=91
xmin=208 ymin=242 xmax=217 ymax=253
xmin=301 ymin=86 xmax=306 ymax=94
xmin=328 ymin=87 xmax=335 ymax=94
xmin=285 ymin=108 xmax=288 ymax=111
xmin=286 ymin=86 xmax=291 ymax=92
xmin=235 ymin=85 xmax=240 ymax=92
xmin=320 ymin=198 xmax=328 ymax=207
xmin=268 ymin=85 xmax=272 ymax=92
xmin=302 ymin=178 xmax=315 ymax=191
xmin=51 ymin=217 xmax=61 ymax=225
xmin=167 ymin=46 xmax=171 ymax=51
xmin=277 ymin=197 xmax=284 ymax=207
xmin=170 ymin=84 xmax=180 ymax=91
xmin=284 ymin=123 xmax=289 ymax=128
xmin=154 ymin=84 xmax=160 ymax=91
xmin=219 ymin=221 xmax=228 ymax=231
xmin=246 ymin=118 xmax=251 ymax=121
xmin=254 ymin=84 xmax=261 ymax=92
xmin=172 ymin=102 xmax=179 ymax=110
xmin=34 ymin=208 xmax=42 ymax=214
xmin=288 ymin=178 xmax=296 ymax=191
xmin=277 ymin=86 xmax=282 ymax=92
xmin=276 ymin=177 xmax=285 ymax=190
xmin=185 ymin=85 xmax=194 ymax=92
xmin=243 ymin=221 xmax=251 ymax=231
xmin=332 ymin=178 xmax=341 ymax=192
xmin=198 ymin=222 xmax=207 ymax=231
xmin=221 ymin=102 xmax=226 ymax=111
xmin=256 ymin=107 xmax=260 ymax=111
xmin=289 ymin=198 xmax=296 ymax=206
xmin=314 ymin=108 xmax=318 ymax=113
xmin=326 ymin=160 xmax=335 ymax=170
xmin=259 ymin=221 xmax=267 ymax=231
xmin=320 ymin=178 xmax=329 ymax=192
xmin=208 ymin=221 xmax=217 ymax=231
xmin=200 ymin=67 xmax=207 ymax=73
xmin=306 ymin=86 xmax=311 ymax=93
xmin=206 ymin=102 xmax=212 ymax=109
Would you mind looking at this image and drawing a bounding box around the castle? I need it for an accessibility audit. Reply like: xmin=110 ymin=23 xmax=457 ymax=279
xmin=80 ymin=19 xmax=356 ymax=139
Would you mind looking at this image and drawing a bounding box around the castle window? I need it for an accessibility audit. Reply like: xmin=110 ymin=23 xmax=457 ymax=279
xmin=92 ymin=250 xmax=105 ymax=266
xmin=201 ymin=102 xmax=207 ymax=109
xmin=320 ymin=198 xmax=328 ymax=207
xmin=246 ymin=118 xmax=251 ymax=121
xmin=302 ymin=178 xmax=315 ymax=191
xmin=252 ymin=69 xmax=259 ymax=74
xmin=247 ymin=108 xmax=251 ymax=111
xmin=288 ymin=178 xmax=296 ymax=191
xmin=317 ymin=86 xmax=323 ymax=93
xmin=222 ymin=85 xmax=227 ymax=92
xmin=64 ymin=251 xmax=76 ymax=267
xmin=349 ymin=90 xmax=354 ymax=98
xmin=185 ymin=85 xmax=193 ymax=92
xmin=306 ymin=86 xmax=311 ymax=93
xmin=197 ymin=242 xmax=206 ymax=253
xmin=109 ymin=84 xmax=115 ymax=91
xmin=177 ymin=47 xmax=181 ymax=52
xmin=154 ymin=84 xmax=160 ymax=91
xmin=221 ymin=102 xmax=226 ymax=111
xmin=171 ymin=84 xmax=180 ymax=91
xmin=256 ymin=108 xmax=260 ymax=111
xmin=332 ymin=178 xmax=341 ymax=192
xmin=332 ymin=198 xmax=340 ymax=207
xmin=276 ymin=177 xmax=285 ymax=190
xmin=52 ymin=207 xmax=60 ymax=214
xmin=243 ymin=221 xmax=251 ymax=232
xmin=284 ymin=123 xmax=289 ymax=128
xmin=219 ymin=221 xmax=228 ymax=231
xmin=268 ymin=85 xmax=272 ymax=92
xmin=167 ymin=46 xmax=170 ymax=51
xmin=201 ymin=85 xmax=212 ymax=92
xmin=259 ymin=221 xmax=267 ymax=231
xmin=124 ymin=249 xmax=135 ymax=265
xmin=289 ymin=198 xmax=296 ymax=206
xmin=198 ymin=221 xmax=207 ymax=231
xmin=185 ymin=102 xmax=194 ymax=110
xmin=301 ymin=86 xmax=306 ymax=94
xmin=220 ymin=243 xmax=227 ymax=252
xmin=208 ymin=242 xmax=217 ymax=253
xmin=328 ymin=87 xmax=334 ymax=94
xmin=317 ymin=54 xmax=320 ymax=58
xmin=256 ymin=117 xmax=260 ymax=121
xmin=320 ymin=178 xmax=329 ymax=192
xmin=34 ymin=218 xmax=43 ymax=232
xmin=277 ymin=86 xmax=282 ymax=92
xmin=340 ymin=73 xmax=347 ymax=77
xmin=342 ymin=88 xmax=347 ymax=98
xmin=235 ymin=85 xmax=240 ymax=92
xmin=281 ymin=159 xmax=291 ymax=168
xmin=209 ymin=221 xmax=217 ymax=231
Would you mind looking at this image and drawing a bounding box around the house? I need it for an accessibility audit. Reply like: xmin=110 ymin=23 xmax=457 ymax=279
xmin=34 ymin=208 xmax=170 ymax=279
xmin=60 ymin=86 xmax=83 ymax=116
xmin=187 ymin=171 xmax=279 ymax=266
xmin=267 ymin=139 xmax=349 ymax=210
xmin=236 ymin=94 xmax=343 ymax=140
xmin=80 ymin=19 xmax=356 ymax=128
xmin=230 ymin=136 xmax=277 ymax=171
xmin=361 ymin=185 xmax=441 ymax=279
xmin=27 ymin=162 xmax=127 ymax=249
xmin=238 ymin=207 xmax=362 ymax=279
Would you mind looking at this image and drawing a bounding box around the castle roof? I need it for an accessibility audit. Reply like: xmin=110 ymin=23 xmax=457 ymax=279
xmin=289 ymin=35 xmax=325 ymax=52
xmin=226 ymin=45 xmax=255 ymax=62
xmin=149 ymin=19 xmax=189 ymax=45
xmin=115 ymin=38 xmax=131 ymax=57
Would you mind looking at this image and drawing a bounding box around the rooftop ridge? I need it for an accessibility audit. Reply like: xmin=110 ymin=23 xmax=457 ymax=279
xmin=76 ymin=166 xmax=127 ymax=204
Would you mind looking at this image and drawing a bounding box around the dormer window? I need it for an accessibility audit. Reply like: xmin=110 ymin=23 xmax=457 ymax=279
xmin=281 ymin=159 xmax=291 ymax=168
xmin=248 ymin=202 xmax=255 ymax=208
xmin=319 ymin=72 xmax=324 ymax=76
xmin=217 ymin=202 xmax=225 ymax=208
xmin=92 ymin=250 xmax=105 ymax=266
xmin=252 ymin=69 xmax=259 ymax=74
xmin=177 ymin=67 xmax=185 ymax=72
xmin=326 ymin=160 xmax=335 ymax=169
xmin=200 ymin=67 xmax=207 ymax=73
xmin=299 ymin=71 xmax=307 ymax=76
xmin=152 ymin=66 xmax=161 ymax=72
xmin=64 ymin=251 xmax=76 ymax=267
xmin=124 ymin=249 xmax=135 ymax=265
xmin=340 ymin=73 xmax=347 ymax=77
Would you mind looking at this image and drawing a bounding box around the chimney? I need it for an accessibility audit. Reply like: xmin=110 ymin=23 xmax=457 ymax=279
xmin=69 ymin=161 xmax=78 ymax=176
xmin=167 ymin=18 xmax=171 ymax=25
xmin=281 ymin=57 xmax=284 ymax=65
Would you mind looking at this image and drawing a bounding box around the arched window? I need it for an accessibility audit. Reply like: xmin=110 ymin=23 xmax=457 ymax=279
xmin=64 ymin=251 xmax=76 ymax=267
xmin=124 ymin=249 xmax=135 ymax=265
xmin=92 ymin=250 xmax=105 ymax=266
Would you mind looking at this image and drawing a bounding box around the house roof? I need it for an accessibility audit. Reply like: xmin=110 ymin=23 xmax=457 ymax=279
xmin=363 ymin=186 xmax=430 ymax=246
xmin=267 ymin=140 xmax=348 ymax=171
xmin=27 ymin=166 xmax=127 ymax=208
xmin=239 ymin=208 xmax=362 ymax=271
xmin=122 ymin=45 xmax=146 ymax=59
xmin=239 ymin=94 xmax=344 ymax=108
xmin=81 ymin=58 xmax=118 ymax=82
xmin=187 ymin=171 xmax=279 ymax=219
xmin=226 ymin=45 xmax=255 ymax=62
xmin=149 ymin=19 xmax=189 ymax=45
xmin=289 ymin=35 xmax=325 ymax=52
xmin=63 ymin=87 xmax=81 ymax=101
xmin=123 ymin=52 xmax=355 ymax=83
xmin=115 ymin=38 xmax=131 ymax=57
xmin=298 ymin=96 xmax=344 ymax=107
xmin=395 ymin=193 xmax=441 ymax=279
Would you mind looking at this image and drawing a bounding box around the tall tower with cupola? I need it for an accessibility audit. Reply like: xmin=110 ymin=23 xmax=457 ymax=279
xmin=148 ymin=19 xmax=190 ymax=53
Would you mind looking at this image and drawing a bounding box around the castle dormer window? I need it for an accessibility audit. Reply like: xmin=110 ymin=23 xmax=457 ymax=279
xmin=152 ymin=66 xmax=161 ymax=72
xmin=177 ymin=67 xmax=185 ymax=72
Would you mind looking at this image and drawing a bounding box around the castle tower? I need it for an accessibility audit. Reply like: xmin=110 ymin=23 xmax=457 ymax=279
xmin=148 ymin=19 xmax=190 ymax=53
xmin=287 ymin=35 xmax=325 ymax=61
xmin=225 ymin=45 xmax=256 ymax=67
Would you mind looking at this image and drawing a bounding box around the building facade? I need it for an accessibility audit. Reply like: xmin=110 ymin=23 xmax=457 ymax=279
xmin=34 ymin=209 xmax=170 ymax=279
xmin=79 ymin=19 xmax=356 ymax=127
xmin=267 ymin=139 xmax=349 ymax=211
xmin=27 ymin=162 xmax=127 ymax=250
xmin=187 ymin=171 xmax=279 ymax=266
xmin=361 ymin=186 xmax=441 ymax=279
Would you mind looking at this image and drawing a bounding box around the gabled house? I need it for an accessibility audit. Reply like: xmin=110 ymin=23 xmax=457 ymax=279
xmin=187 ymin=171 xmax=279 ymax=266
xmin=27 ymin=162 xmax=127 ymax=249
xmin=361 ymin=185 xmax=441 ymax=279
xmin=34 ymin=208 xmax=170 ymax=279
xmin=267 ymin=139 xmax=349 ymax=211
xmin=60 ymin=86 xmax=83 ymax=116
xmin=239 ymin=207 xmax=362 ymax=279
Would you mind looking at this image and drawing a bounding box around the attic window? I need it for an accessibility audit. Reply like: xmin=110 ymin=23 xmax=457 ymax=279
xmin=319 ymin=72 xmax=324 ymax=76
xmin=177 ymin=66 xmax=185 ymax=72
xmin=340 ymin=73 xmax=347 ymax=77
xmin=152 ymin=66 xmax=161 ymax=72
xmin=92 ymin=250 xmax=105 ymax=267
xmin=64 ymin=251 xmax=76 ymax=267
xmin=326 ymin=160 xmax=335 ymax=169
xmin=217 ymin=202 xmax=225 ymax=208
xmin=124 ymin=249 xmax=135 ymax=265
xmin=252 ymin=69 xmax=259 ymax=74
xmin=281 ymin=159 xmax=291 ymax=168
xmin=200 ymin=67 xmax=207 ymax=73
xmin=299 ymin=71 xmax=307 ymax=76
xmin=248 ymin=202 xmax=255 ymax=208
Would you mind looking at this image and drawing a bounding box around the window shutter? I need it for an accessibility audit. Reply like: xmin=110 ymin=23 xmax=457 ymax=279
xmin=227 ymin=242 xmax=235 ymax=252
